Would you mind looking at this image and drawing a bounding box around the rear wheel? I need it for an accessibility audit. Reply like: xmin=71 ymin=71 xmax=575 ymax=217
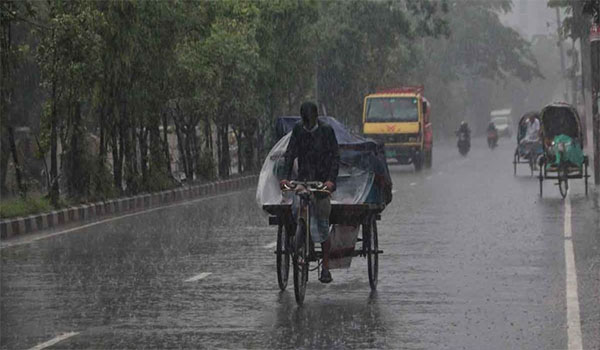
xmin=584 ymin=156 xmax=589 ymax=196
xmin=365 ymin=216 xmax=379 ymax=290
xmin=425 ymin=150 xmax=432 ymax=169
xmin=538 ymin=157 xmax=544 ymax=197
xmin=293 ymin=219 xmax=308 ymax=306
xmin=558 ymin=163 xmax=569 ymax=199
xmin=276 ymin=222 xmax=290 ymax=291
xmin=414 ymin=153 xmax=423 ymax=172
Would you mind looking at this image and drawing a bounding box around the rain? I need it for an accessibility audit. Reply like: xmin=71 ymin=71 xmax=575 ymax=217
xmin=1 ymin=1 xmax=599 ymax=349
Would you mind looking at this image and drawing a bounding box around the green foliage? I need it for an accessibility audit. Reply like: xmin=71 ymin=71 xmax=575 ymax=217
xmin=0 ymin=196 xmax=52 ymax=219
xmin=5 ymin=0 xmax=548 ymax=202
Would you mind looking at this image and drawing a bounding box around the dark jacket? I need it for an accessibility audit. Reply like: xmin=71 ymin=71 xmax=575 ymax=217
xmin=283 ymin=120 xmax=340 ymax=188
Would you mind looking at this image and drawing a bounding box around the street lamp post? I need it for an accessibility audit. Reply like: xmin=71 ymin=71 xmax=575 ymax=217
xmin=592 ymin=1 xmax=600 ymax=185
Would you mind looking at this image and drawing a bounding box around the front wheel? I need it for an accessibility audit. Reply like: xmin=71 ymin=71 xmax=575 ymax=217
xmin=276 ymin=222 xmax=290 ymax=291
xmin=364 ymin=215 xmax=379 ymax=290
xmin=558 ymin=163 xmax=569 ymax=199
xmin=293 ymin=219 xmax=308 ymax=306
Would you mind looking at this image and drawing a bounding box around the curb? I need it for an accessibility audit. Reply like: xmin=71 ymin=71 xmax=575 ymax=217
xmin=0 ymin=175 xmax=259 ymax=240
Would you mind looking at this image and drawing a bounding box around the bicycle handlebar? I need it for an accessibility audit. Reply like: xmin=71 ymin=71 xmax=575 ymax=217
xmin=281 ymin=180 xmax=331 ymax=194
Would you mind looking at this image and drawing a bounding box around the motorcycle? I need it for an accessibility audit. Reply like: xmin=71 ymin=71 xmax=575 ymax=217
xmin=456 ymin=131 xmax=470 ymax=156
xmin=487 ymin=130 xmax=498 ymax=149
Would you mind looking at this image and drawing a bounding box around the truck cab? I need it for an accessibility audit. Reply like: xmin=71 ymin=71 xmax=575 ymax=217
xmin=362 ymin=86 xmax=432 ymax=171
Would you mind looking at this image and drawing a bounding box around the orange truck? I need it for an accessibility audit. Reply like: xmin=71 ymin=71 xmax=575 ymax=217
xmin=362 ymin=86 xmax=432 ymax=171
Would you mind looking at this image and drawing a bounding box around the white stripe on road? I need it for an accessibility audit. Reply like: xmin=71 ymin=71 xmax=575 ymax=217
xmin=391 ymin=189 xmax=397 ymax=194
xmin=264 ymin=241 xmax=277 ymax=249
xmin=185 ymin=272 xmax=212 ymax=282
xmin=1 ymin=190 xmax=247 ymax=249
xmin=564 ymin=194 xmax=583 ymax=350
xmin=28 ymin=332 xmax=79 ymax=350
xmin=409 ymin=182 xmax=417 ymax=186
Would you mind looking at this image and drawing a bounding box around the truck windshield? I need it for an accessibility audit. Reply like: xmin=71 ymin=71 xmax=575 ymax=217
xmin=366 ymin=97 xmax=418 ymax=122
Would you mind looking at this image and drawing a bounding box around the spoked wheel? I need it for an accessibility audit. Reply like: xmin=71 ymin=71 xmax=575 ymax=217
xmin=538 ymin=157 xmax=544 ymax=197
xmin=293 ymin=219 xmax=308 ymax=306
xmin=528 ymin=153 xmax=535 ymax=176
xmin=366 ymin=215 xmax=379 ymax=291
xmin=363 ymin=215 xmax=379 ymax=290
xmin=276 ymin=222 xmax=290 ymax=291
xmin=584 ymin=156 xmax=589 ymax=196
xmin=558 ymin=163 xmax=569 ymax=199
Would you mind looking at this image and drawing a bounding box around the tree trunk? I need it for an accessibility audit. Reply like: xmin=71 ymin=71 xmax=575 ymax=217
xmin=8 ymin=125 xmax=25 ymax=196
xmin=161 ymin=112 xmax=172 ymax=178
xmin=234 ymin=129 xmax=243 ymax=174
xmin=0 ymin=128 xmax=10 ymax=195
xmin=138 ymin=121 xmax=148 ymax=187
xmin=218 ymin=123 xmax=230 ymax=178
xmin=49 ymin=84 xmax=59 ymax=206
xmin=173 ymin=118 xmax=188 ymax=181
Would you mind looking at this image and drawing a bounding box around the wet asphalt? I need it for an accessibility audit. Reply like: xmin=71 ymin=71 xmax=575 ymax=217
xmin=1 ymin=137 xmax=599 ymax=350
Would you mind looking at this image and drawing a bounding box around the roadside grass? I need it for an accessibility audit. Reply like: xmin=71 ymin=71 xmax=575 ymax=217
xmin=0 ymin=196 xmax=53 ymax=219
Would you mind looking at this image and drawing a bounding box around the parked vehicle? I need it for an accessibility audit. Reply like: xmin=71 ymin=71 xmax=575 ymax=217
xmin=362 ymin=86 xmax=432 ymax=171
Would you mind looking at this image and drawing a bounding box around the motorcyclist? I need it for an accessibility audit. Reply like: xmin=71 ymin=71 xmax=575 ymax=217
xmin=280 ymin=101 xmax=340 ymax=284
xmin=456 ymin=121 xmax=471 ymax=138
xmin=487 ymin=121 xmax=498 ymax=146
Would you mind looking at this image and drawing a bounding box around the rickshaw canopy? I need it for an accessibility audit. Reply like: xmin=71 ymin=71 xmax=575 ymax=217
xmin=539 ymin=103 xmax=583 ymax=147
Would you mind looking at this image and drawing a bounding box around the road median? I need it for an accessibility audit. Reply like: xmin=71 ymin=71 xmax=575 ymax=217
xmin=0 ymin=175 xmax=258 ymax=240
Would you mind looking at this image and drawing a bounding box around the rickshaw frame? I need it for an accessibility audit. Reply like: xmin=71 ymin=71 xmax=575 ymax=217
xmin=537 ymin=103 xmax=590 ymax=198
xmin=264 ymin=201 xmax=384 ymax=305
xmin=513 ymin=111 xmax=543 ymax=176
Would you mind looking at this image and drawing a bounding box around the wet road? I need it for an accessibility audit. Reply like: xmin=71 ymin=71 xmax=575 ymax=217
xmin=2 ymin=137 xmax=599 ymax=350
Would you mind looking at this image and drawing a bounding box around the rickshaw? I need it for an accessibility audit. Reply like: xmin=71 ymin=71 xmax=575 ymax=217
xmin=513 ymin=111 xmax=543 ymax=176
xmin=537 ymin=103 xmax=589 ymax=198
xmin=258 ymin=116 xmax=392 ymax=305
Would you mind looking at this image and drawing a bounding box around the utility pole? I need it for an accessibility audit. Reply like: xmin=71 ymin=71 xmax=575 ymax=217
xmin=556 ymin=8 xmax=569 ymax=101
xmin=591 ymin=0 xmax=600 ymax=185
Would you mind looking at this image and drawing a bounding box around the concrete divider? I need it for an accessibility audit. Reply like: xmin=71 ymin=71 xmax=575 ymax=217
xmin=1 ymin=175 xmax=259 ymax=240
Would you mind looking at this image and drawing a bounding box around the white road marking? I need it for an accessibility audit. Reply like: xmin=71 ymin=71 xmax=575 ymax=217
xmin=185 ymin=272 xmax=212 ymax=282
xmin=409 ymin=182 xmax=417 ymax=186
xmin=264 ymin=241 xmax=277 ymax=249
xmin=28 ymin=332 xmax=79 ymax=350
xmin=391 ymin=189 xmax=397 ymax=194
xmin=563 ymin=194 xmax=583 ymax=350
xmin=1 ymin=190 xmax=247 ymax=249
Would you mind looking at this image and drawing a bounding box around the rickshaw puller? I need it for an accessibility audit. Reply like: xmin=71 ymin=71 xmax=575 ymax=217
xmin=280 ymin=101 xmax=340 ymax=284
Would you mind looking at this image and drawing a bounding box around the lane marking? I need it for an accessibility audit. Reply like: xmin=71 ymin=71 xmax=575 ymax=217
xmin=28 ymin=332 xmax=79 ymax=350
xmin=185 ymin=272 xmax=212 ymax=282
xmin=564 ymin=194 xmax=583 ymax=350
xmin=409 ymin=182 xmax=417 ymax=186
xmin=264 ymin=241 xmax=277 ymax=249
xmin=391 ymin=189 xmax=397 ymax=194
xmin=1 ymin=190 xmax=247 ymax=249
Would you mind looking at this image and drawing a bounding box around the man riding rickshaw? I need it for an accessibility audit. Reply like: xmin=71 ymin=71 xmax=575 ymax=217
xmin=513 ymin=112 xmax=543 ymax=175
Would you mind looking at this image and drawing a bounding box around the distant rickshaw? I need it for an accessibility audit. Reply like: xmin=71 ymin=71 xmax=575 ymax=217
xmin=513 ymin=111 xmax=543 ymax=176
xmin=537 ymin=103 xmax=590 ymax=198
